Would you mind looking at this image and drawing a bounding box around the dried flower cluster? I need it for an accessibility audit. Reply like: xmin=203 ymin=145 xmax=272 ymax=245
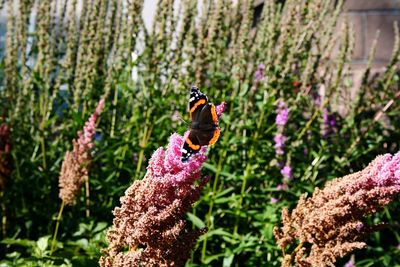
xmin=274 ymin=152 xmax=400 ymax=267
xmin=100 ymin=102 xmax=225 ymax=266
xmin=99 ymin=134 xmax=209 ymax=267
xmin=0 ymin=123 xmax=11 ymax=191
xmin=58 ymin=99 xmax=104 ymax=205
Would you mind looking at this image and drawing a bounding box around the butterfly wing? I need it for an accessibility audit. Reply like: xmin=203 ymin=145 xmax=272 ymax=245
xmin=189 ymin=86 xmax=208 ymax=121
xmin=182 ymin=87 xmax=220 ymax=162
xmin=194 ymin=128 xmax=220 ymax=146
xmin=181 ymin=131 xmax=201 ymax=162
xmin=198 ymin=103 xmax=218 ymax=125
xmin=196 ymin=103 xmax=220 ymax=146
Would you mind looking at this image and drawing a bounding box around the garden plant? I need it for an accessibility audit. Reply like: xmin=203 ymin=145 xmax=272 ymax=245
xmin=0 ymin=0 xmax=399 ymax=266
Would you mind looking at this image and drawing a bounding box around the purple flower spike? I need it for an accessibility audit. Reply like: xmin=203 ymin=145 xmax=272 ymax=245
xmin=251 ymin=64 xmax=266 ymax=92
xmin=276 ymin=101 xmax=289 ymax=126
xmin=277 ymin=184 xmax=289 ymax=191
xmin=274 ymin=134 xmax=287 ymax=155
xmin=254 ymin=63 xmax=265 ymax=83
xmin=322 ymin=108 xmax=337 ymax=137
xmin=281 ymin=165 xmax=293 ymax=179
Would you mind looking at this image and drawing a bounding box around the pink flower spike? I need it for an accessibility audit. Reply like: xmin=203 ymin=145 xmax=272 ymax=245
xmin=59 ymin=100 xmax=105 ymax=205
xmin=216 ymin=102 xmax=226 ymax=119
xmin=100 ymin=132 xmax=211 ymax=266
xmin=274 ymin=151 xmax=400 ymax=266
xmin=164 ymin=133 xmax=207 ymax=184
xmin=96 ymin=99 xmax=105 ymax=114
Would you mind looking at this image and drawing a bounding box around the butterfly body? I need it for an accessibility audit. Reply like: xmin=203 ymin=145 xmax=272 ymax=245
xmin=181 ymin=87 xmax=220 ymax=162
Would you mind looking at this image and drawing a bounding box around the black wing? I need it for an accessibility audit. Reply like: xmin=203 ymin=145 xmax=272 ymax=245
xmin=181 ymin=131 xmax=202 ymax=162
xmin=189 ymin=86 xmax=208 ymax=121
xmin=192 ymin=128 xmax=220 ymax=146
xmin=198 ymin=103 xmax=218 ymax=125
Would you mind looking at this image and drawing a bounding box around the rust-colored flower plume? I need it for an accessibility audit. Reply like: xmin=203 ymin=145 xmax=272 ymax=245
xmin=0 ymin=123 xmax=11 ymax=191
xmin=100 ymin=103 xmax=225 ymax=267
xmin=58 ymin=99 xmax=104 ymax=205
xmin=274 ymin=152 xmax=400 ymax=267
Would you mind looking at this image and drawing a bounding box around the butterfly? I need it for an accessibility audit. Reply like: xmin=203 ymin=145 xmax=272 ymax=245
xmin=181 ymin=86 xmax=220 ymax=162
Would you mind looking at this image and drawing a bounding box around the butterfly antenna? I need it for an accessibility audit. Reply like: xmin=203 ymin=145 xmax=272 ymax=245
xmin=178 ymin=115 xmax=188 ymax=126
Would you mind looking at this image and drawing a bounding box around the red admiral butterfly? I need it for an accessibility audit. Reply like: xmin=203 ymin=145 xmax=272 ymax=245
xmin=181 ymin=86 xmax=220 ymax=162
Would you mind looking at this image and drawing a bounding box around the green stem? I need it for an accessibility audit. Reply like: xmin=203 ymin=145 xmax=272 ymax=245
xmin=40 ymin=133 xmax=47 ymax=170
xmin=135 ymin=148 xmax=145 ymax=180
xmin=233 ymin=151 xmax=253 ymax=236
xmin=1 ymin=191 xmax=6 ymax=237
xmin=201 ymin=150 xmax=226 ymax=261
xmin=134 ymin=110 xmax=153 ymax=180
xmin=296 ymin=99 xmax=328 ymax=142
xmin=85 ymin=175 xmax=90 ymax=218
xmin=233 ymin=109 xmax=265 ymax=236
xmin=50 ymin=201 xmax=65 ymax=255
xmin=201 ymin=82 xmax=244 ymax=261
xmin=116 ymin=144 xmax=128 ymax=178
xmin=110 ymin=84 xmax=119 ymax=138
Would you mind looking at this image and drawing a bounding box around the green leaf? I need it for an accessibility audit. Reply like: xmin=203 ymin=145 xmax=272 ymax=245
xmin=36 ymin=236 xmax=50 ymax=252
xmin=186 ymin=213 xmax=205 ymax=228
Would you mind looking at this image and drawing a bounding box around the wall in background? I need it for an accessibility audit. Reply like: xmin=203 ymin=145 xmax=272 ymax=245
xmin=343 ymin=0 xmax=400 ymax=68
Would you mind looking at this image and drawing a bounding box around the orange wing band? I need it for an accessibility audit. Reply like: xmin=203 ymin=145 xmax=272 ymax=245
xmin=186 ymin=137 xmax=201 ymax=150
xmin=210 ymin=104 xmax=218 ymax=123
xmin=190 ymin=99 xmax=206 ymax=119
xmin=208 ymin=129 xmax=220 ymax=146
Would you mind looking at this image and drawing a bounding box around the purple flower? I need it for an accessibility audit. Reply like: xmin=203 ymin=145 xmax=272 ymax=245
xmin=271 ymin=197 xmax=279 ymax=204
xmin=274 ymin=133 xmax=286 ymax=155
xmin=254 ymin=63 xmax=265 ymax=83
xmin=322 ymin=108 xmax=337 ymax=137
xmin=277 ymin=184 xmax=288 ymax=191
xmin=281 ymin=165 xmax=293 ymax=179
xmin=344 ymin=259 xmax=356 ymax=267
xmin=251 ymin=64 xmax=266 ymax=93
xmin=276 ymin=101 xmax=289 ymax=126
xmin=312 ymin=91 xmax=321 ymax=106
